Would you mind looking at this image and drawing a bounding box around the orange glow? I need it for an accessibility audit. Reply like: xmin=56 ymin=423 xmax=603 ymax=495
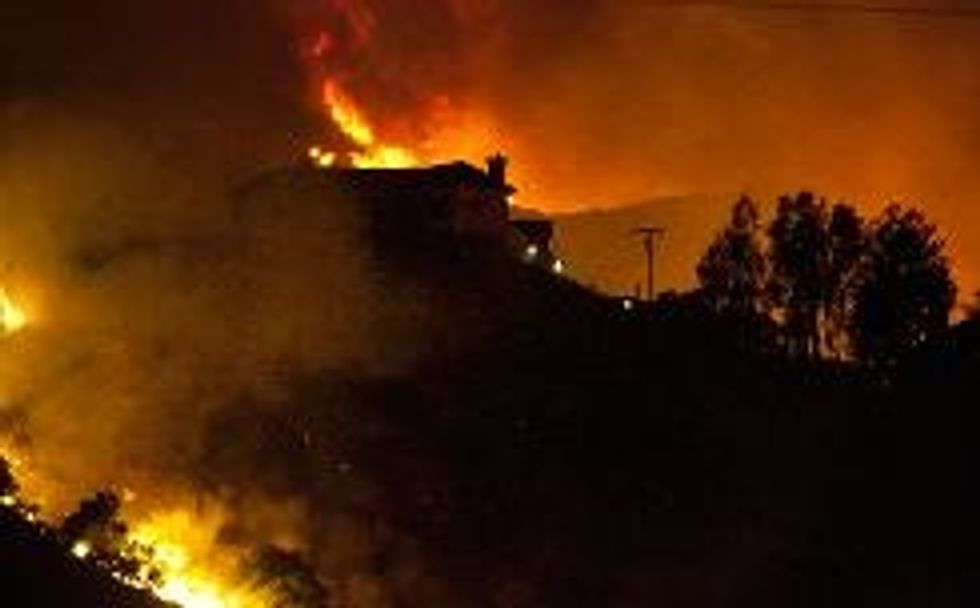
xmin=322 ymin=80 xmax=376 ymax=149
xmin=0 ymin=439 xmax=51 ymax=511
xmin=1 ymin=436 xmax=274 ymax=608
xmin=130 ymin=508 xmax=274 ymax=608
xmin=0 ymin=288 xmax=28 ymax=334
xmin=313 ymin=79 xmax=420 ymax=169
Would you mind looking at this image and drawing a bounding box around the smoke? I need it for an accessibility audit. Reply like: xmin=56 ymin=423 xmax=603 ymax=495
xmin=2 ymin=0 xmax=980 ymax=603
xmin=0 ymin=3 xmax=458 ymax=602
xmin=296 ymin=0 xmax=980 ymax=292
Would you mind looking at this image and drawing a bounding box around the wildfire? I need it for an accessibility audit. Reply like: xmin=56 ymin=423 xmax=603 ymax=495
xmin=0 ymin=287 xmax=28 ymax=334
xmin=1 ymin=437 xmax=274 ymax=608
xmin=311 ymin=80 xmax=420 ymax=169
xmin=130 ymin=509 xmax=274 ymax=608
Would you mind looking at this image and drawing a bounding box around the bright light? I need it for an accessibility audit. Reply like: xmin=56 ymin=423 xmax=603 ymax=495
xmin=323 ymin=80 xmax=376 ymax=148
xmin=552 ymin=259 xmax=565 ymax=274
xmin=0 ymin=495 xmax=15 ymax=507
xmin=622 ymin=298 xmax=636 ymax=312
xmin=317 ymin=79 xmax=420 ymax=169
xmin=308 ymin=146 xmax=337 ymax=168
xmin=0 ymin=288 xmax=27 ymax=334
xmin=524 ymin=244 xmax=539 ymax=261
xmin=72 ymin=541 xmax=92 ymax=560
xmin=131 ymin=509 xmax=272 ymax=608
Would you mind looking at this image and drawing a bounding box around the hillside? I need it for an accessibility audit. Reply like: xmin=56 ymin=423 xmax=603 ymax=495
xmin=550 ymin=194 xmax=734 ymax=297
xmin=0 ymin=507 xmax=169 ymax=608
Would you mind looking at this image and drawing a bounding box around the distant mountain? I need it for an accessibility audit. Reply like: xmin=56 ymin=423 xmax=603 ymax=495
xmin=548 ymin=195 xmax=736 ymax=297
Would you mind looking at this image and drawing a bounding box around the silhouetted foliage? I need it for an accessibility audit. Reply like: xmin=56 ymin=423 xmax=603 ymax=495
xmin=60 ymin=491 xmax=124 ymax=547
xmin=250 ymin=546 xmax=330 ymax=608
xmin=0 ymin=457 xmax=16 ymax=500
xmin=57 ymin=490 xmax=158 ymax=585
xmin=850 ymin=206 xmax=956 ymax=369
xmin=824 ymin=204 xmax=866 ymax=356
xmin=767 ymin=192 xmax=830 ymax=358
xmin=697 ymin=196 xmax=767 ymax=316
xmin=765 ymin=194 xmax=867 ymax=359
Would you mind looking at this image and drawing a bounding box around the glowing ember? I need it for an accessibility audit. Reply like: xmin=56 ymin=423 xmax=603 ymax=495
xmin=0 ymin=288 xmax=27 ymax=334
xmin=72 ymin=540 xmax=93 ymax=559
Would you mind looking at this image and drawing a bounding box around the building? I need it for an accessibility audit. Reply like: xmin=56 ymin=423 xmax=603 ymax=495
xmin=237 ymin=154 xmax=563 ymax=272
xmin=510 ymin=218 xmax=559 ymax=272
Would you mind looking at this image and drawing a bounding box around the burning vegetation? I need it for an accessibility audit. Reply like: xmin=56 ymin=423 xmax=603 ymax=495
xmin=1 ymin=2 xmax=978 ymax=607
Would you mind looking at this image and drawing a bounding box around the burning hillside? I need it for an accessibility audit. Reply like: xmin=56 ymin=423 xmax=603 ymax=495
xmin=1 ymin=1 xmax=978 ymax=607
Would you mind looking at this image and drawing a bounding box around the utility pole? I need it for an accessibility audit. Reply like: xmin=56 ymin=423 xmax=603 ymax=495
xmin=634 ymin=227 xmax=666 ymax=302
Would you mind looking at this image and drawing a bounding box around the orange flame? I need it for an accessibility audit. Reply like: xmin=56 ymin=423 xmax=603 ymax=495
xmin=130 ymin=508 xmax=274 ymax=608
xmin=312 ymin=79 xmax=420 ymax=169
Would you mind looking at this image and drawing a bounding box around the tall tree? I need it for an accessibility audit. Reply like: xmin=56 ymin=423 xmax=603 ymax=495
xmin=851 ymin=206 xmax=956 ymax=369
xmin=697 ymin=196 xmax=767 ymax=316
xmin=765 ymin=194 xmax=867 ymax=360
xmin=767 ymin=192 xmax=829 ymax=358
xmin=824 ymin=203 xmax=865 ymax=357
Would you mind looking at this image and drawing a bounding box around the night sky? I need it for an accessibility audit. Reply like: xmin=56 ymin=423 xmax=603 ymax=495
xmin=4 ymin=1 xmax=980 ymax=290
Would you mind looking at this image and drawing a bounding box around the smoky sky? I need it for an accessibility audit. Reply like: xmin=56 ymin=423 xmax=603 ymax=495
xmin=3 ymin=0 xmax=980 ymax=284
xmin=0 ymin=0 xmax=318 ymax=177
xmin=294 ymin=0 xmax=980 ymax=291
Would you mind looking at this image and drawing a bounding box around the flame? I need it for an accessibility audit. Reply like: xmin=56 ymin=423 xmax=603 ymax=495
xmin=0 ymin=439 xmax=51 ymax=511
xmin=313 ymin=80 xmax=420 ymax=169
xmin=130 ymin=509 xmax=273 ymax=608
xmin=0 ymin=288 xmax=28 ymax=334
xmin=2 ymin=437 xmax=273 ymax=608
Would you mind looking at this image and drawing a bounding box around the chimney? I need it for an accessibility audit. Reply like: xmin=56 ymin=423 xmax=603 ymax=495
xmin=487 ymin=153 xmax=508 ymax=190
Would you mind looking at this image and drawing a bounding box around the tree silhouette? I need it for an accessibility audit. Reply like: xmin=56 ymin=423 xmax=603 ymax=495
xmin=59 ymin=490 xmax=124 ymax=546
xmin=59 ymin=490 xmax=160 ymax=584
xmin=824 ymin=203 xmax=865 ymax=357
xmin=767 ymin=192 xmax=829 ymax=358
xmin=697 ymin=195 xmax=767 ymax=317
xmin=851 ymin=206 xmax=956 ymax=369
xmin=765 ymin=194 xmax=867 ymax=359
xmin=250 ymin=546 xmax=330 ymax=608
xmin=0 ymin=456 xmax=17 ymax=500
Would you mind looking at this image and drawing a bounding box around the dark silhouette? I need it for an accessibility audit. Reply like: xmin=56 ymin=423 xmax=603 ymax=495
xmin=766 ymin=194 xmax=867 ymax=359
xmin=58 ymin=490 xmax=157 ymax=585
xmin=850 ymin=205 xmax=956 ymax=369
xmin=59 ymin=491 xmax=124 ymax=549
xmin=767 ymin=192 xmax=829 ymax=358
xmin=251 ymin=546 xmax=331 ymax=608
xmin=3 ymin=177 xmax=975 ymax=608
xmin=824 ymin=203 xmax=866 ymax=357
xmin=0 ymin=457 xmax=16 ymax=499
xmin=697 ymin=195 xmax=767 ymax=316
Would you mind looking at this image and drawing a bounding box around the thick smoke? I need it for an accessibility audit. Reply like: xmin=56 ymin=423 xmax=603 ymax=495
xmin=304 ymin=0 xmax=980 ymax=293
xmin=2 ymin=0 xmax=980 ymax=603
xmin=0 ymin=2 xmax=458 ymax=603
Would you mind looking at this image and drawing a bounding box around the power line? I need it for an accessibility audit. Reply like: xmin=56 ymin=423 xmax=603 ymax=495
xmin=634 ymin=227 xmax=666 ymax=302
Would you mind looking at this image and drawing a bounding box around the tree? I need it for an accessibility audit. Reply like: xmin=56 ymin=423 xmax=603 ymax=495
xmin=60 ymin=490 xmax=124 ymax=546
xmin=765 ymin=194 xmax=867 ymax=360
xmin=824 ymin=203 xmax=865 ymax=357
xmin=0 ymin=456 xmax=17 ymax=501
xmin=767 ymin=192 xmax=829 ymax=358
xmin=697 ymin=196 xmax=767 ymax=317
xmin=250 ymin=546 xmax=330 ymax=608
xmin=851 ymin=206 xmax=956 ymax=369
xmin=59 ymin=490 xmax=160 ymax=584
